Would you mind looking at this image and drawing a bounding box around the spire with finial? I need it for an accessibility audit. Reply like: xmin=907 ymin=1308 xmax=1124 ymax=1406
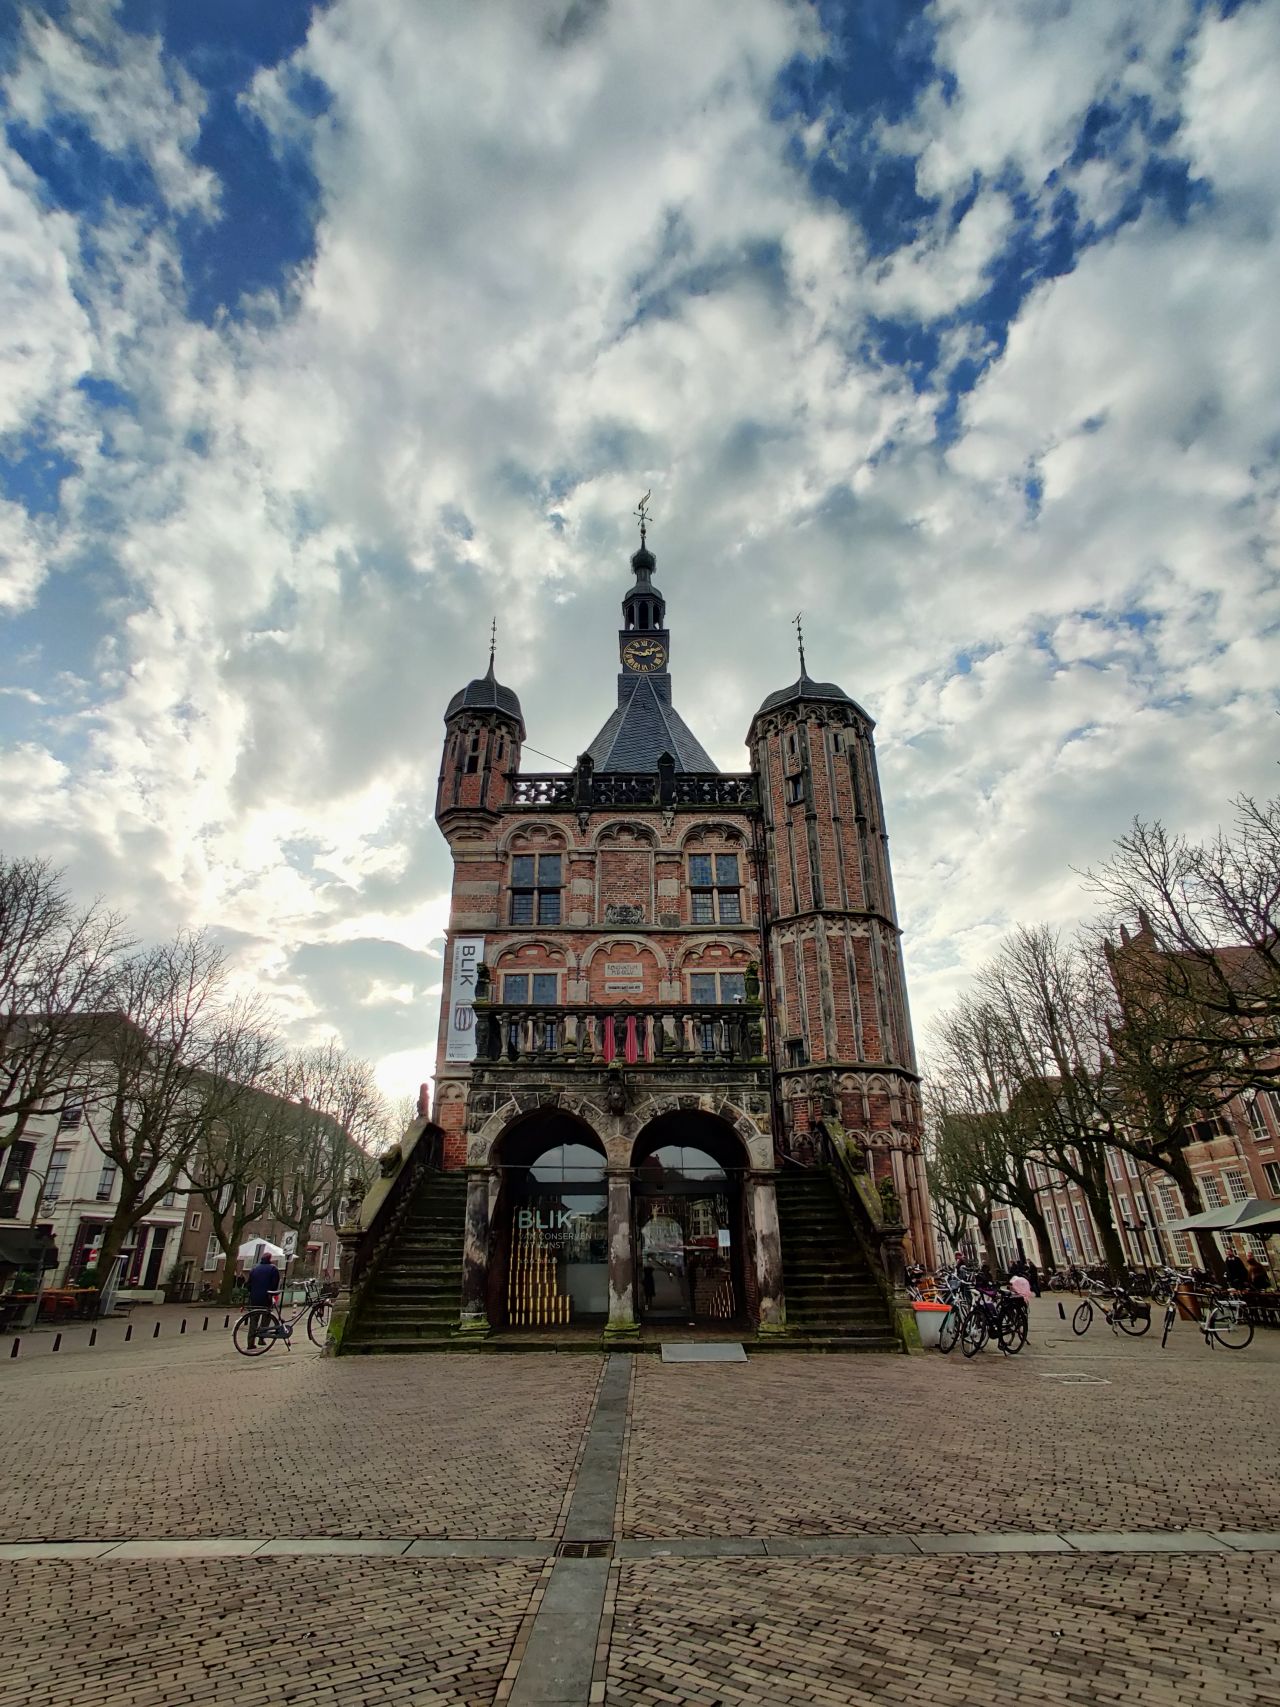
xmin=794 ymin=611 xmax=807 ymax=677
xmin=635 ymin=489 xmax=651 ymax=548
xmin=487 ymin=616 xmax=497 ymax=675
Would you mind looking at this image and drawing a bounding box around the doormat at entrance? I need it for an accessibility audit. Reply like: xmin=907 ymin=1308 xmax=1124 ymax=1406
xmin=660 ymin=1343 xmax=748 ymax=1363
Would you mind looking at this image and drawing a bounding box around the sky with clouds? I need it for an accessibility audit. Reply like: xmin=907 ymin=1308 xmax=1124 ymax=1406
xmin=2 ymin=0 xmax=1277 ymax=1101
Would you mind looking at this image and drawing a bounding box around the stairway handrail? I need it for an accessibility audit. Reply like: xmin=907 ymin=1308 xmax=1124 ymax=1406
xmin=804 ymin=1120 xmax=919 ymax=1352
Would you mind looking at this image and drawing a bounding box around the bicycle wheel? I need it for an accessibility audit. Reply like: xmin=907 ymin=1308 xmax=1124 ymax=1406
xmin=232 ymin=1312 xmax=276 ymax=1356
xmin=961 ymin=1310 xmax=989 ymax=1358
xmin=1071 ymin=1301 xmax=1093 ymax=1336
xmin=997 ymin=1302 xmax=1028 ymax=1355
xmin=1206 ymin=1305 xmax=1253 ymax=1351
xmin=306 ymin=1300 xmax=332 ymax=1346
xmin=1115 ymin=1300 xmax=1151 ymax=1337
xmin=1161 ymin=1300 xmax=1176 ymax=1349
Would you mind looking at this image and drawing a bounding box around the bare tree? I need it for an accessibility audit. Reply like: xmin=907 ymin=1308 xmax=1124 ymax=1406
xmin=924 ymin=1095 xmax=1000 ymax=1275
xmin=266 ymin=1041 xmax=386 ymax=1253
xmin=190 ymin=1028 xmax=289 ymax=1302
xmin=1087 ymin=797 xmax=1280 ymax=1089
xmin=80 ymin=932 xmax=265 ymax=1288
xmin=929 ymin=1002 xmax=1059 ymax=1270
xmin=0 ymin=854 xmax=127 ymax=1150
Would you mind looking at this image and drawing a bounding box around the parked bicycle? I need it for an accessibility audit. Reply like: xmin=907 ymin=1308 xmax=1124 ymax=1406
xmin=1160 ymin=1286 xmax=1253 ymax=1351
xmin=942 ymin=1280 xmax=1027 ymax=1357
xmin=233 ymin=1277 xmax=333 ymax=1356
xmin=1071 ymin=1285 xmax=1151 ymax=1337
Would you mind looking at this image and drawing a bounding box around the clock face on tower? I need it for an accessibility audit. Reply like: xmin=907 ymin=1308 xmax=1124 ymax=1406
xmin=621 ymin=636 xmax=668 ymax=673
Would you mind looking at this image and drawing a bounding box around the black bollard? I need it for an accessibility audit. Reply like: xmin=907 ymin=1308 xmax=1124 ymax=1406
xmin=52 ymin=1333 xmax=61 ymax=1352
xmin=1057 ymin=1301 xmax=1066 ymax=1320
xmin=89 ymin=1328 xmax=97 ymax=1347
xmin=9 ymin=1339 xmax=17 ymax=1359
xmin=180 ymin=1318 xmax=187 ymax=1334
xmin=202 ymin=1317 xmax=208 ymax=1331
xmin=223 ymin=1314 xmax=230 ymax=1329
xmin=125 ymin=1323 xmax=133 ymax=1341
xmin=152 ymin=1320 xmax=160 ymax=1338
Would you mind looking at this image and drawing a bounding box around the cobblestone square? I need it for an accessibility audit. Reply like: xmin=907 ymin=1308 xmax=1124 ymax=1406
xmin=0 ymin=1305 xmax=1277 ymax=1704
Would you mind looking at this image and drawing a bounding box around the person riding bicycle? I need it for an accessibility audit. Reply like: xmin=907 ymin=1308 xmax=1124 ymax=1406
xmin=247 ymin=1253 xmax=280 ymax=1348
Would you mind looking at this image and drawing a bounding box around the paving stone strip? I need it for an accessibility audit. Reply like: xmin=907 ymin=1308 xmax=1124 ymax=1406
xmin=2 ymin=1528 xmax=1277 ymax=1563
xmin=502 ymin=1353 xmax=630 ymax=1707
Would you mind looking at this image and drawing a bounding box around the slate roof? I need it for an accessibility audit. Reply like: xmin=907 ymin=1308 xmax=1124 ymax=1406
xmin=752 ymin=673 xmax=871 ymax=724
xmin=584 ymin=674 xmax=717 ymax=773
xmin=444 ymin=662 xmax=526 ymax=735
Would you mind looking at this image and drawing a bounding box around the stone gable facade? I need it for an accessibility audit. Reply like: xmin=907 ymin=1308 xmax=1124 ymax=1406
xmin=428 ymin=536 xmax=933 ymax=1339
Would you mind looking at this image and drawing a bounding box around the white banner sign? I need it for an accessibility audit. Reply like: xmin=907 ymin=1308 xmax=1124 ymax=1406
xmin=445 ymin=936 xmax=485 ymax=1063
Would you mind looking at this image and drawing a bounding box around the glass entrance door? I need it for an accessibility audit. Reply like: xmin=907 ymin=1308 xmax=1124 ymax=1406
xmin=634 ymin=1142 xmax=740 ymax=1325
xmin=507 ymin=1141 xmax=608 ymax=1326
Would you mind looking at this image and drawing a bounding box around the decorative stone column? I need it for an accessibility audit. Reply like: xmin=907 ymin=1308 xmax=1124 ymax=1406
xmin=880 ymin=1220 xmax=921 ymax=1351
xmin=748 ymin=1170 xmax=787 ymax=1335
xmin=455 ymin=1166 xmax=492 ymax=1340
xmin=604 ymin=1167 xmax=639 ymax=1341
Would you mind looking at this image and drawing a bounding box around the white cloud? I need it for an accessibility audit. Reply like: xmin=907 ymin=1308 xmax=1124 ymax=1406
xmin=1 ymin=0 xmax=1277 ymax=1101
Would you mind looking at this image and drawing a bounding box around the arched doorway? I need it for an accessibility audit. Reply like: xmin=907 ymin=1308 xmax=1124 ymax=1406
xmin=632 ymin=1114 xmax=748 ymax=1326
xmin=493 ymin=1113 xmax=609 ymax=1328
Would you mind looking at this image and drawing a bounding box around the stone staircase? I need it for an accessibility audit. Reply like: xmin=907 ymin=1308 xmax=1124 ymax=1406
xmin=343 ymin=1170 xmax=468 ymax=1353
xmin=773 ymin=1169 xmax=901 ymax=1351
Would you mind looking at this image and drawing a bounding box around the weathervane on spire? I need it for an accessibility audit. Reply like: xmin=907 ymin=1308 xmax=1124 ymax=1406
xmin=488 ymin=616 xmax=497 ymax=671
xmin=635 ymin=490 xmax=652 ymax=547
xmin=794 ymin=611 xmax=807 ymax=677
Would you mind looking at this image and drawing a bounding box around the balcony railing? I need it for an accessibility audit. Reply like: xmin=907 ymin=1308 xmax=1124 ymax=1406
xmin=509 ymin=768 xmax=757 ymax=809
xmin=473 ymin=1001 xmax=765 ymax=1066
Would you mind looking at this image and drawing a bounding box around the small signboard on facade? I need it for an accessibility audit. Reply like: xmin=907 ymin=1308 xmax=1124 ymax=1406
xmin=604 ymin=959 xmax=644 ymax=993
xmin=445 ymin=936 xmax=485 ymax=1062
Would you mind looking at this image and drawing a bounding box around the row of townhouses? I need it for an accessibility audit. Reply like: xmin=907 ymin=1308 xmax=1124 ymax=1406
xmin=0 ymin=1096 xmax=343 ymax=1306
xmin=944 ymin=1086 xmax=1280 ymax=1277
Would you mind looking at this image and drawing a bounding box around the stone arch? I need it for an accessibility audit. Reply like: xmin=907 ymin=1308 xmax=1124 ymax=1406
xmin=592 ymin=819 xmax=659 ymax=849
xmin=496 ymin=819 xmax=572 ymax=855
xmin=619 ymin=1092 xmax=772 ymax=1170
xmin=676 ymin=820 xmax=748 ymax=849
xmin=469 ymin=1092 xmax=607 ymax=1169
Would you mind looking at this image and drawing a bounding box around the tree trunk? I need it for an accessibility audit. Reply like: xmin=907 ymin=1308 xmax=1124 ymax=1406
xmin=1160 ymin=1147 xmax=1224 ymax=1278
xmin=1010 ymin=1184 xmax=1057 ymax=1270
xmin=975 ymin=1212 xmax=998 ymax=1277
xmin=93 ymin=1195 xmax=143 ymax=1293
xmin=1079 ymin=1168 xmax=1126 ymax=1279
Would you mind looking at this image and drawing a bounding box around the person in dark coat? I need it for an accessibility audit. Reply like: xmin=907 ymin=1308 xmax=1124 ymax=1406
xmin=1222 ymin=1251 xmax=1250 ymax=1291
xmin=247 ymin=1253 xmax=280 ymax=1347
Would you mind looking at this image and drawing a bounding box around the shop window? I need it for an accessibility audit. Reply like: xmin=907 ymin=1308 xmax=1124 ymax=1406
xmin=688 ymin=854 xmax=741 ymax=924
xmin=510 ymin=854 xmax=562 ymax=925
xmin=502 ymin=973 xmax=558 ymax=1004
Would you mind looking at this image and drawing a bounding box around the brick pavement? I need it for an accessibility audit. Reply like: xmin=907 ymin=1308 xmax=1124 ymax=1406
xmin=0 ymin=1556 xmax=543 ymax=1707
xmin=605 ymin=1554 xmax=1280 ymax=1705
xmin=0 ymin=1305 xmax=1278 ymax=1704
xmin=0 ymin=1340 xmax=597 ymax=1540
xmin=622 ymin=1308 xmax=1280 ymax=1538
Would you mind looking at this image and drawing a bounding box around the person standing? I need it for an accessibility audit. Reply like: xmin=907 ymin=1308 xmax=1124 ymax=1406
xmin=247 ymin=1252 xmax=280 ymax=1348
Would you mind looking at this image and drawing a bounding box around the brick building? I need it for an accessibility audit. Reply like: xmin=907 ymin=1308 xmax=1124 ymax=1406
xmin=386 ymin=522 xmax=932 ymax=1344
